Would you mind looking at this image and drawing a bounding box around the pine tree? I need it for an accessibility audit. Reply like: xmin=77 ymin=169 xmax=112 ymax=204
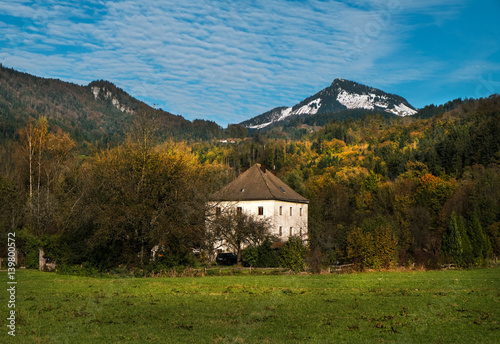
xmin=458 ymin=215 xmax=473 ymax=266
xmin=483 ymin=234 xmax=492 ymax=259
xmin=442 ymin=212 xmax=462 ymax=265
xmin=467 ymin=212 xmax=487 ymax=264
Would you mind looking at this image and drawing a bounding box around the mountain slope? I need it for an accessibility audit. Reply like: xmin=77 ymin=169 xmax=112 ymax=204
xmin=241 ymin=79 xmax=417 ymax=129
xmin=0 ymin=65 xmax=221 ymax=145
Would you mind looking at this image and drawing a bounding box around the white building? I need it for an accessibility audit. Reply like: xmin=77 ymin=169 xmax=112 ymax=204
xmin=207 ymin=164 xmax=308 ymax=252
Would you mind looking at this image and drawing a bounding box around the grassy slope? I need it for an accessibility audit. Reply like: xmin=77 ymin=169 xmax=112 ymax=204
xmin=1 ymin=268 xmax=499 ymax=343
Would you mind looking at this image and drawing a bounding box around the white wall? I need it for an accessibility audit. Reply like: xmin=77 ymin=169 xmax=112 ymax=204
xmin=272 ymin=201 xmax=308 ymax=241
xmin=208 ymin=200 xmax=308 ymax=252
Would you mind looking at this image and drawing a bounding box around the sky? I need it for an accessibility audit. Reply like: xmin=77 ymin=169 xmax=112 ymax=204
xmin=0 ymin=0 xmax=499 ymax=126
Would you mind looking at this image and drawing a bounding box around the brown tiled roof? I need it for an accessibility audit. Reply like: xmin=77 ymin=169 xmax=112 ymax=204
xmin=210 ymin=164 xmax=308 ymax=203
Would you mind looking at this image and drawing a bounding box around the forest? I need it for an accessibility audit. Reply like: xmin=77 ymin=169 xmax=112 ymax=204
xmin=0 ymin=92 xmax=499 ymax=273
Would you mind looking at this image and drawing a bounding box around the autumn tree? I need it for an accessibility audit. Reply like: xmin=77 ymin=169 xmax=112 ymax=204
xmin=45 ymin=128 xmax=77 ymax=198
xmin=18 ymin=118 xmax=74 ymax=236
xmin=415 ymin=174 xmax=456 ymax=215
xmin=87 ymin=143 xmax=207 ymax=268
xmin=372 ymin=226 xmax=398 ymax=269
xmin=346 ymin=227 xmax=373 ymax=271
xmin=346 ymin=225 xmax=398 ymax=270
xmin=18 ymin=117 xmax=48 ymax=208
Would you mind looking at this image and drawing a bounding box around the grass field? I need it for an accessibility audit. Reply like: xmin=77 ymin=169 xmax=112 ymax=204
xmin=1 ymin=267 xmax=499 ymax=343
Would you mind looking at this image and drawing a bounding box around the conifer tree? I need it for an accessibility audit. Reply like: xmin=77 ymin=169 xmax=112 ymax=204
xmin=442 ymin=212 xmax=463 ymax=265
xmin=467 ymin=212 xmax=487 ymax=263
xmin=458 ymin=215 xmax=473 ymax=266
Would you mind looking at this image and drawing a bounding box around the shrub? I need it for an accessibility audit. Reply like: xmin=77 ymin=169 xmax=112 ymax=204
xmin=280 ymin=236 xmax=307 ymax=273
xmin=241 ymin=237 xmax=279 ymax=267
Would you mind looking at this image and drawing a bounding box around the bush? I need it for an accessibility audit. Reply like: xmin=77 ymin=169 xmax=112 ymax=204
xmin=17 ymin=229 xmax=69 ymax=269
xmin=242 ymin=237 xmax=280 ymax=267
xmin=280 ymin=236 xmax=307 ymax=273
xmin=346 ymin=226 xmax=398 ymax=270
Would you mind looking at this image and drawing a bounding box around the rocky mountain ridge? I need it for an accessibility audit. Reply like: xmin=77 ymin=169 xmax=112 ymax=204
xmin=240 ymin=79 xmax=417 ymax=129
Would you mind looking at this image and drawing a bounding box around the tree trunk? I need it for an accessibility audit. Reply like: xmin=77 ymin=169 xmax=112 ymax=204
xmin=236 ymin=242 xmax=242 ymax=266
xmin=29 ymin=139 xmax=33 ymax=199
xmin=39 ymin=248 xmax=45 ymax=271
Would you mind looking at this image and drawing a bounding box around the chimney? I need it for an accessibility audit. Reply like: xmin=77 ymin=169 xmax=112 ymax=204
xmin=260 ymin=164 xmax=266 ymax=173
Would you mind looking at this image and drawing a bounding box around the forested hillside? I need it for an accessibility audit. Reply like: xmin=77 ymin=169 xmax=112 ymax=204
xmin=0 ymin=72 xmax=498 ymax=271
xmin=0 ymin=65 xmax=222 ymax=148
xmin=195 ymin=95 xmax=500 ymax=268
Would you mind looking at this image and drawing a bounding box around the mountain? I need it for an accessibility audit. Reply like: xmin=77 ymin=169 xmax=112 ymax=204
xmin=0 ymin=65 xmax=222 ymax=145
xmin=240 ymin=79 xmax=417 ymax=129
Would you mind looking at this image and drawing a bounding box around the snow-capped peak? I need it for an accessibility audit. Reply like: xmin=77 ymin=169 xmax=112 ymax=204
xmin=240 ymin=79 xmax=417 ymax=129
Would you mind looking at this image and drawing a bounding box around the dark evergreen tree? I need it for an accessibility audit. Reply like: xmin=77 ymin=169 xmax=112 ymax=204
xmin=441 ymin=212 xmax=463 ymax=265
xmin=467 ymin=211 xmax=488 ymax=263
xmin=458 ymin=215 xmax=473 ymax=266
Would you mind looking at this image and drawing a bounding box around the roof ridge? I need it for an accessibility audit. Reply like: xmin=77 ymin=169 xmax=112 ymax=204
xmin=257 ymin=165 xmax=277 ymax=199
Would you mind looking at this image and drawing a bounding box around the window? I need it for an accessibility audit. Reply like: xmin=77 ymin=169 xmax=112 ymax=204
xmin=279 ymin=206 xmax=282 ymax=215
xmin=290 ymin=227 xmax=293 ymax=236
xmin=279 ymin=226 xmax=282 ymax=236
xmin=300 ymin=208 xmax=303 ymax=216
xmin=290 ymin=207 xmax=293 ymax=216
xmin=236 ymin=207 xmax=242 ymax=215
xmin=258 ymin=206 xmax=264 ymax=215
xmin=216 ymin=207 xmax=221 ymax=216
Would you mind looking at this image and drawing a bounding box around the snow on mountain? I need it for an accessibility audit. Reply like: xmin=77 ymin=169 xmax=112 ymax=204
xmin=277 ymin=107 xmax=293 ymax=122
xmin=246 ymin=99 xmax=322 ymax=129
xmin=240 ymin=79 xmax=417 ymax=129
xmin=337 ymin=90 xmax=377 ymax=110
xmin=336 ymin=90 xmax=416 ymax=116
xmin=293 ymin=98 xmax=322 ymax=115
xmin=386 ymin=102 xmax=417 ymax=116
xmin=245 ymin=106 xmax=292 ymax=129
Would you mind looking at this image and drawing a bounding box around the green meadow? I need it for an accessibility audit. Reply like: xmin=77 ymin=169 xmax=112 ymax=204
xmin=1 ymin=267 xmax=499 ymax=343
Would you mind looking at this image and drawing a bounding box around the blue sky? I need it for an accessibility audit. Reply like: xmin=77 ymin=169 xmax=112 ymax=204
xmin=0 ymin=0 xmax=499 ymax=126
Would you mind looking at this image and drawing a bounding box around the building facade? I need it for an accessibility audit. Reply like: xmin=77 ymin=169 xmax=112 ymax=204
xmin=208 ymin=164 xmax=309 ymax=252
